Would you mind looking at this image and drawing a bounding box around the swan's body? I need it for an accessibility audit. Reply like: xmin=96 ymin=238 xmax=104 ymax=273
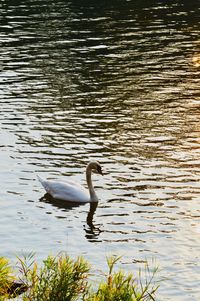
xmin=38 ymin=161 xmax=103 ymax=203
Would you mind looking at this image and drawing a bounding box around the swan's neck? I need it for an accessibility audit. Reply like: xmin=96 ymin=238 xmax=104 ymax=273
xmin=86 ymin=166 xmax=98 ymax=202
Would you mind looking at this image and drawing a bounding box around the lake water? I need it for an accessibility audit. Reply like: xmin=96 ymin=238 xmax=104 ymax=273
xmin=0 ymin=0 xmax=200 ymax=300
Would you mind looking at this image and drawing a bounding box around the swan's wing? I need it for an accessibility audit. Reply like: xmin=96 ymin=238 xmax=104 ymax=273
xmin=38 ymin=177 xmax=90 ymax=202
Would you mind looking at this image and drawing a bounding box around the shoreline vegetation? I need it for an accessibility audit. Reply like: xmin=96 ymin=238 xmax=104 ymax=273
xmin=0 ymin=254 xmax=159 ymax=300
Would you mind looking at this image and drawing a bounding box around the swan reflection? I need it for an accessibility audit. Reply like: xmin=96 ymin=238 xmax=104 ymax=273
xmin=84 ymin=202 xmax=102 ymax=241
xmin=39 ymin=194 xmax=102 ymax=241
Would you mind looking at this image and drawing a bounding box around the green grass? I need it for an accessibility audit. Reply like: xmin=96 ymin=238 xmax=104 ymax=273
xmin=0 ymin=254 xmax=160 ymax=301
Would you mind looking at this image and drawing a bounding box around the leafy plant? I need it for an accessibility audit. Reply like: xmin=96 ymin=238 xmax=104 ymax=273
xmin=85 ymin=256 xmax=159 ymax=301
xmin=0 ymin=257 xmax=15 ymax=299
xmin=0 ymin=254 xmax=160 ymax=301
xmin=19 ymin=254 xmax=89 ymax=301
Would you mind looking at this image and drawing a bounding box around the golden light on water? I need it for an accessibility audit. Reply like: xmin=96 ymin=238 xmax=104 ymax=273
xmin=192 ymin=54 xmax=200 ymax=67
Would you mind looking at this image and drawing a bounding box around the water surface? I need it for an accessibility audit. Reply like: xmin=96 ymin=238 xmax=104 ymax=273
xmin=0 ymin=1 xmax=200 ymax=300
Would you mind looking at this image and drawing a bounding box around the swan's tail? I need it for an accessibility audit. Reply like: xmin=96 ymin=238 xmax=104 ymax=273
xmin=37 ymin=175 xmax=48 ymax=192
xmin=37 ymin=175 xmax=44 ymax=185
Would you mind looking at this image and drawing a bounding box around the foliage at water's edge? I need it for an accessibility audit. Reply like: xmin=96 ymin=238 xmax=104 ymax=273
xmin=0 ymin=254 xmax=160 ymax=301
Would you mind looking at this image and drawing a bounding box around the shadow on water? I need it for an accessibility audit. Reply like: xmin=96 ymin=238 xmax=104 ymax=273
xmin=39 ymin=193 xmax=84 ymax=210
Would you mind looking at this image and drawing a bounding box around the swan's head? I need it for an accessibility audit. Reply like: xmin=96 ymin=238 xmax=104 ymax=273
xmin=87 ymin=161 xmax=103 ymax=175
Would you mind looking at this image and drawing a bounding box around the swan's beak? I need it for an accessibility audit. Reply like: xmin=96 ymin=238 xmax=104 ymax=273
xmin=97 ymin=168 xmax=103 ymax=176
xmin=96 ymin=164 xmax=103 ymax=175
xmin=99 ymin=169 xmax=103 ymax=176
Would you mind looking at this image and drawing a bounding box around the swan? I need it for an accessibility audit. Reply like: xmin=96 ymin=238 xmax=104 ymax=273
xmin=37 ymin=161 xmax=103 ymax=203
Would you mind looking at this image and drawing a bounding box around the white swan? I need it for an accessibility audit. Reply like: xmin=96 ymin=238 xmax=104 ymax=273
xmin=37 ymin=161 xmax=103 ymax=203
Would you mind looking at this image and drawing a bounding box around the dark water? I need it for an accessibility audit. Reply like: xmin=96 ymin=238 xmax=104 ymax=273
xmin=0 ymin=0 xmax=200 ymax=299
